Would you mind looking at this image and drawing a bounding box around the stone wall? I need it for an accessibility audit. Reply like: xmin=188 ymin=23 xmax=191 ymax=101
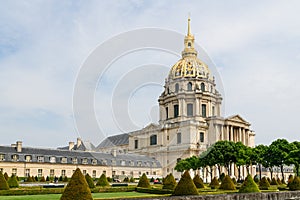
xmin=122 ymin=191 xmax=300 ymax=200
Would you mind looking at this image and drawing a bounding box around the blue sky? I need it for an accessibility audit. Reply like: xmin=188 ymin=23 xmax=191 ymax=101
xmin=0 ymin=0 xmax=300 ymax=147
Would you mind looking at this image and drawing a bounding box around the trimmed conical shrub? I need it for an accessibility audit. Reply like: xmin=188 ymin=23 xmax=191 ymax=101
xmin=193 ymin=174 xmax=204 ymax=188
xmin=7 ymin=174 xmax=19 ymax=188
xmin=173 ymin=171 xmax=198 ymax=196
xmin=163 ymin=173 xmax=176 ymax=190
xmin=0 ymin=172 xmax=9 ymax=190
xmin=277 ymin=178 xmax=282 ymax=185
xmin=219 ymin=175 xmax=236 ymax=190
xmin=259 ymin=177 xmax=270 ymax=189
xmin=85 ymin=174 xmax=95 ymax=189
xmin=289 ymin=176 xmax=300 ymax=191
xmin=232 ymin=177 xmax=237 ymax=185
xmin=123 ymin=177 xmax=129 ymax=182
xmin=209 ymin=177 xmax=220 ymax=188
xmin=270 ymin=177 xmax=278 ymax=185
xmin=26 ymin=176 xmax=34 ymax=182
xmin=60 ymin=168 xmax=92 ymax=200
xmin=3 ymin=173 xmax=8 ymax=181
xmin=137 ymin=173 xmax=150 ymax=188
xmin=40 ymin=176 xmax=46 ymax=182
xmin=239 ymin=175 xmax=260 ymax=193
xmin=96 ymin=174 xmax=109 ymax=187
xmin=288 ymin=175 xmax=294 ymax=188
xmin=63 ymin=176 xmax=68 ymax=182
xmin=129 ymin=177 xmax=135 ymax=183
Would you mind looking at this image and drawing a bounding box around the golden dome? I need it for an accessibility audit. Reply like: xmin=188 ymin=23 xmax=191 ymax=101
xmin=169 ymin=57 xmax=211 ymax=80
xmin=168 ymin=17 xmax=212 ymax=80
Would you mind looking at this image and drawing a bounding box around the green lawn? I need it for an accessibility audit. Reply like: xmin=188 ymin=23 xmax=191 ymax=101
xmin=0 ymin=192 xmax=169 ymax=200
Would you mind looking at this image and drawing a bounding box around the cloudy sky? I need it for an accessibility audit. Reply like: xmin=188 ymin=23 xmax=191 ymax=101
xmin=0 ymin=0 xmax=299 ymax=148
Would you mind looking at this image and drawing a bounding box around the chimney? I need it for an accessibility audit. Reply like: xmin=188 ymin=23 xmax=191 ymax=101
xmin=77 ymin=138 xmax=82 ymax=147
xmin=16 ymin=141 xmax=22 ymax=152
xmin=111 ymin=149 xmax=117 ymax=157
xmin=69 ymin=142 xmax=74 ymax=150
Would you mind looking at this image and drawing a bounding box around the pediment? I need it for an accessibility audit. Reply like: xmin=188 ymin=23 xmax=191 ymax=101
xmin=142 ymin=123 xmax=159 ymax=131
xmin=226 ymin=115 xmax=249 ymax=124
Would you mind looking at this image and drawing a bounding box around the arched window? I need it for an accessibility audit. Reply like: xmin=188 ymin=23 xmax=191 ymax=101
xmin=175 ymin=83 xmax=179 ymax=93
xmin=200 ymin=83 xmax=205 ymax=91
xmin=187 ymin=82 xmax=192 ymax=91
xmin=200 ymin=132 xmax=204 ymax=143
xmin=150 ymin=135 xmax=157 ymax=145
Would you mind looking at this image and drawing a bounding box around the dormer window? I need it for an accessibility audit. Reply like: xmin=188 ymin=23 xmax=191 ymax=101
xmin=37 ymin=156 xmax=44 ymax=163
xmin=61 ymin=157 xmax=67 ymax=164
xmin=0 ymin=154 xmax=5 ymax=161
xmin=92 ymin=159 xmax=97 ymax=165
xmin=72 ymin=158 xmax=78 ymax=164
xmin=11 ymin=154 xmax=18 ymax=162
xmin=25 ymin=155 xmax=32 ymax=162
xmin=49 ymin=156 xmax=56 ymax=163
xmin=82 ymin=158 xmax=88 ymax=164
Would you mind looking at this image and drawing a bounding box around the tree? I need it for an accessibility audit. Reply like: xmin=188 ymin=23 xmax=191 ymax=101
xmin=60 ymin=168 xmax=92 ymax=200
xmin=96 ymin=174 xmax=109 ymax=187
xmin=175 ymin=159 xmax=191 ymax=172
xmin=7 ymin=174 xmax=19 ymax=188
xmin=173 ymin=171 xmax=198 ymax=196
xmin=85 ymin=174 xmax=95 ymax=189
xmin=163 ymin=173 xmax=176 ymax=190
xmin=239 ymin=175 xmax=260 ymax=193
xmin=137 ymin=173 xmax=150 ymax=188
xmin=0 ymin=171 xmax=9 ymax=190
xmin=253 ymin=145 xmax=268 ymax=180
xmin=193 ymin=174 xmax=204 ymax=188
xmin=269 ymin=139 xmax=296 ymax=180
xmin=288 ymin=149 xmax=300 ymax=176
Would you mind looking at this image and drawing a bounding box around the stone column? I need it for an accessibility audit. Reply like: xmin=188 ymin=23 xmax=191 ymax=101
xmin=178 ymin=99 xmax=183 ymax=117
xmin=221 ymin=125 xmax=224 ymax=140
xmin=230 ymin=126 xmax=234 ymax=142
xmin=195 ymin=98 xmax=200 ymax=116
xmin=239 ymin=128 xmax=242 ymax=142
xmin=242 ymin=128 xmax=246 ymax=145
xmin=226 ymin=126 xmax=229 ymax=141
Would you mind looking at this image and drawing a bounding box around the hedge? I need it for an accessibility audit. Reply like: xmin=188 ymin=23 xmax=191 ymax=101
xmin=136 ymin=187 xmax=173 ymax=194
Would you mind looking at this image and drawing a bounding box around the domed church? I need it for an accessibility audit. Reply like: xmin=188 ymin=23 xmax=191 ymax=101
xmin=98 ymin=18 xmax=255 ymax=180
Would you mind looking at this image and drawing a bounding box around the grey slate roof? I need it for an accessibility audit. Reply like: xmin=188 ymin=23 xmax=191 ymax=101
xmin=0 ymin=145 xmax=161 ymax=168
xmin=97 ymin=133 xmax=129 ymax=149
xmin=58 ymin=141 xmax=96 ymax=151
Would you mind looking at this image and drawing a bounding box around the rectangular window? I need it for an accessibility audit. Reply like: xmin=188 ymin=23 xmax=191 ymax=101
xmin=49 ymin=156 xmax=56 ymax=163
xmin=25 ymin=169 xmax=30 ymax=177
xmin=37 ymin=156 xmax=44 ymax=163
xmin=150 ymin=135 xmax=157 ymax=145
xmin=61 ymin=157 xmax=67 ymax=163
xmin=12 ymin=168 xmax=17 ymax=176
xmin=0 ymin=154 xmax=5 ymax=161
xmin=212 ymin=106 xmax=215 ymax=116
xmin=122 ymin=171 xmax=125 ymax=175
xmin=92 ymin=170 xmax=96 ymax=178
xmin=202 ymin=104 xmax=207 ymax=117
xmin=174 ymin=105 xmax=179 ymax=118
xmin=177 ymin=132 xmax=181 ymax=144
xmin=112 ymin=171 xmax=116 ymax=177
xmin=103 ymin=171 xmax=106 ymax=175
xmin=187 ymin=103 xmax=193 ymax=116
xmin=61 ymin=170 xmax=66 ymax=177
xmin=165 ymin=107 xmax=169 ymax=119
xmin=134 ymin=139 xmax=138 ymax=149
xmin=0 ymin=168 xmax=3 ymax=173
xmin=50 ymin=169 xmax=54 ymax=177
xmin=38 ymin=169 xmax=42 ymax=177
xmin=83 ymin=170 xmax=86 ymax=176
xmin=177 ymin=158 xmax=181 ymax=163
xmin=200 ymin=132 xmax=204 ymax=143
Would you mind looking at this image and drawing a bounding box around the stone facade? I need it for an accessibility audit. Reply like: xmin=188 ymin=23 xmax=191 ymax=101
xmin=98 ymin=18 xmax=255 ymax=180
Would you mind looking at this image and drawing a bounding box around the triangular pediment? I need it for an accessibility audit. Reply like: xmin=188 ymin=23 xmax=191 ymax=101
xmin=226 ymin=115 xmax=249 ymax=124
xmin=142 ymin=123 xmax=159 ymax=131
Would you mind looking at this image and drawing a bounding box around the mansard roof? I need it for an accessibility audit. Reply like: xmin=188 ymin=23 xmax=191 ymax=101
xmin=97 ymin=133 xmax=129 ymax=149
xmin=0 ymin=144 xmax=161 ymax=168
